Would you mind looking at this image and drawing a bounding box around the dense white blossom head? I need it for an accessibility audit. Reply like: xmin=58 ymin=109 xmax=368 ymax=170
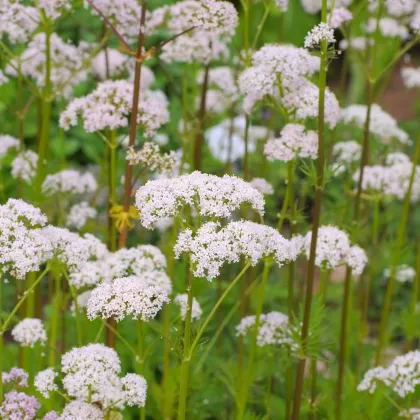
xmin=358 ymin=351 xmax=420 ymax=397
xmin=11 ymin=318 xmax=47 ymax=347
xmin=341 ymin=104 xmax=410 ymax=145
xmin=87 ymin=276 xmax=169 ymax=321
xmin=11 ymin=151 xmax=38 ymax=183
xmin=332 ymin=140 xmax=361 ymax=174
xmin=384 ymin=264 xmax=416 ymax=283
xmin=175 ymin=294 xmax=203 ymax=321
xmin=60 ymin=81 xmax=169 ymax=136
xmin=345 ymin=246 xmax=368 ymax=276
xmin=42 ymin=170 xmax=97 ymax=196
xmin=2 ymin=368 xmax=29 ymax=388
xmin=330 ymin=8 xmax=353 ymax=28
xmin=264 ymin=123 xmax=318 ymax=161
xmin=175 ymin=221 xmax=294 ymax=280
xmin=401 ymin=67 xmax=420 ymax=88
xmin=67 ymin=202 xmax=97 ymax=230
xmin=121 ymin=374 xmax=147 ymax=407
xmin=34 ymin=369 xmax=58 ymax=398
xmin=0 ymin=134 xmax=19 ymax=159
xmin=61 ymin=344 xmax=123 ymax=409
xmin=60 ymin=401 xmax=104 ymax=419
xmin=236 ymin=312 xmax=294 ymax=347
xmin=304 ymin=23 xmax=336 ymax=49
xmin=135 ymin=171 xmax=265 ymax=229
xmin=365 ymin=17 xmax=409 ymax=39
xmin=249 ymin=178 xmax=274 ymax=195
xmin=0 ymin=199 xmax=48 ymax=227
xmin=304 ymin=226 xmax=351 ymax=270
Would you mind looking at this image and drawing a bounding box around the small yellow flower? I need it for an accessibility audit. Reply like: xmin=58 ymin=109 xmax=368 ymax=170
xmin=110 ymin=205 xmax=139 ymax=232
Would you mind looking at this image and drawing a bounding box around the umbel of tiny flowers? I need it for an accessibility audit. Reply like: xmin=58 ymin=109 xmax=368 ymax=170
xmin=42 ymin=170 xmax=97 ymax=197
xmin=2 ymin=368 xmax=29 ymax=388
xmin=34 ymin=368 xmax=58 ymax=398
xmin=11 ymin=318 xmax=47 ymax=347
xmin=175 ymin=293 xmax=203 ymax=321
xmin=135 ymin=171 xmax=265 ymax=229
xmin=86 ymin=276 xmax=170 ymax=322
xmin=304 ymin=22 xmax=336 ymax=49
xmin=174 ymin=220 xmax=295 ymax=280
xmin=384 ymin=264 xmax=416 ymax=283
xmin=0 ymin=391 xmax=40 ymax=419
xmin=236 ymin=311 xmax=295 ymax=348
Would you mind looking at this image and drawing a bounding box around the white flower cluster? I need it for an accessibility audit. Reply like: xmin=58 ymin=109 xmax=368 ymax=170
xmin=0 ymin=1 xmax=39 ymax=44
xmin=61 ymin=344 xmax=147 ymax=408
xmin=264 ymin=123 xmax=318 ymax=162
xmin=385 ymin=152 xmax=410 ymax=166
xmin=11 ymin=150 xmax=38 ymax=183
xmin=249 ymin=178 xmax=274 ymax=195
xmin=238 ymin=44 xmax=321 ymax=114
xmin=85 ymin=0 xmax=143 ymax=42
xmin=304 ymin=22 xmax=336 ymax=49
xmin=38 ymin=0 xmax=71 ymax=20
xmin=385 ymin=0 xmax=416 ymax=17
xmin=91 ymin=49 xmax=129 ymax=81
xmin=175 ymin=293 xmax=203 ymax=321
xmin=332 ymin=140 xmax=361 ymax=174
xmin=42 ymin=170 xmax=97 ymax=196
xmin=341 ymin=104 xmax=410 ymax=145
xmin=365 ymin=17 xmax=409 ymax=39
xmin=135 ymin=171 xmax=265 ymax=229
xmin=339 ymin=37 xmax=373 ymax=51
xmin=303 ymin=225 xmax=367 ymax=275
xmin=60 ymin=80 xmax=169 ymax=136
xmin=205 ymin=116 xmax=267 ymax=163
xmin=330 ymin=8 xmax=353 ymax=29
xmin=358 ymin=351 xmax=420 ymax=397
xmin=87 ymin=276 xmax=169 ymax=321
xmin=0 ymin=134 xmax=19 ymax=159
xmin=353 ymin=159 xmax=420 ymax=202
xmin=60 ymin=401 xmax=103 ymax=419
xmin=70 ymin=290 xmax=92 ymax=315
xmin=6 ymin=33 xmax=89 ymax=98
xmin=384 ymin=264 xmax=416 ymax=283
xmin=174 ymin=221 xmax=294 ymax=280
xmin=0 ymin=69 xmax=9 ymax=85
xmin=11 ymin=318 xmax=47 ymax=347
xmin=34 ymin=368 xmax=58 ymax=398
xmin=66 ymin=202 xmax=97 ymax=230
xmin=127 ymin=143 xmax=178 ymax=176
xmin=2 ymin=368 xmax=29 ymax=388
xmin=401 ymin=67 xmax=420 ymax=88
xmin=0 ymin=199 xmax=52 ymax=279
xmin=300 ymin=0 xmax=352 ymax=14
xmin=236 ymin=312 xmax=294 ymax=347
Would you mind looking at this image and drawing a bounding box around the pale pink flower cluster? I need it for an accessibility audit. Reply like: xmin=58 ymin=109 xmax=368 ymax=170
xmin=11 ymin=150 xmax=38 ymax=183
xmin=67 ymin=202 xmax=97 ymax=230
xmin=365 ymin=17 xmax=409 ymax=39
xmin=385 ymin=0 xmax=415 ymax=17
xmin=0 ymin=2 xmax=39 ymax=44
xmin=0 ymin=391 xmax=40 ymax=419
xmin=175 ymin=293 xmax=203 ymax=321
xmin=42 ymin=170 xmax=97 ymax=196
xmin=60 ymin=401 xmax=103 ymax=419
xmin=2 ymin=368 xmax=29 ymax=388
xmin=330 ymin=7 xmax=353 ymax=28
xmin=249 ymin=178 xmax=274 ymax=195
xmin=87 ymin=276 xmax=169 ymax=321
xmin=342 ymin=104 xmax=410 ymax=145
xmin=135 ymin=171 xmax=265 ymax=229
xmin=0 ymin=134 xmax=19 ymax=159
xmin=60 ymin=80 xmax=169 ymax=136
xmin=174 ymin=221 xmax=294 ymax=279
xmin=38 ymin=0 xmax=71 ymax=20
xmin=11 ymin=318 xmax=47 ymax=347
xmin=358 ymin=351 xmax=420 ymax=397
xmin=264 ymin=123 xmax=318 ymax=162
xmin=236 ymin=312 xmax=294 ymax=347
xmin=304 ymin=22 xmax=336 ymax=49
xmin=7 ymin=33 xmax=89 ymax=98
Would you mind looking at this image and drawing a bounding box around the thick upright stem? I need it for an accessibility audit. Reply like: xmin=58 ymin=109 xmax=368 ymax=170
xmin=375 ymin=133 xmax=420 ymax=364
xmin=238 ymin=262 xmax=270 ymax=419
xmin=291 ymin=4 xmax=328 ymax=417
xmin=192 ymin=63 xmax=210 ymax=171
xmin=48 ymin=274 xmax=61 ymax=368
xmin=108 ymin=131 xmax=117 ymax=252
xmin=118 ymin=0 xmax=147 ymax=248
xmin=406 ymin=241 xmax=420 ymax=351
xmin=36 ymin=21 xmax=52 ymax=195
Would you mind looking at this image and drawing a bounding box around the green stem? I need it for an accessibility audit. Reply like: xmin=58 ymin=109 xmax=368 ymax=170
xmin=375 ymin=132 xmax=420 ymax=365
xmin=0 ymin=277 xmax=3 ymax=401
xmin=137 ymin=321 xmax=146 ymax=420
xmin=36 ymin=20 xmax=52 ymax=196
xmin=238 ymin=262 xmax=270 ymax=419
xmin=291 ymin=2 xmax=328 ymax=417
xmin=336 ymin=267 xmax=353 ymax=420
xmin=251 ymin=5 xmax=271 ymax=50
xmin=406 ymin=241 xmax=420 ymax=351
xmin=108 ymin=130 xmax=117 ymax=251
xmin=265 ymin=352 xmax=274 ymax=418
xmin=277 ymin=159 xmax=295 ymax=231
xmin=69 ymin=285 xmax=83 ymax=347
xmin=177 ymin=268 xmax=194 ymax=420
